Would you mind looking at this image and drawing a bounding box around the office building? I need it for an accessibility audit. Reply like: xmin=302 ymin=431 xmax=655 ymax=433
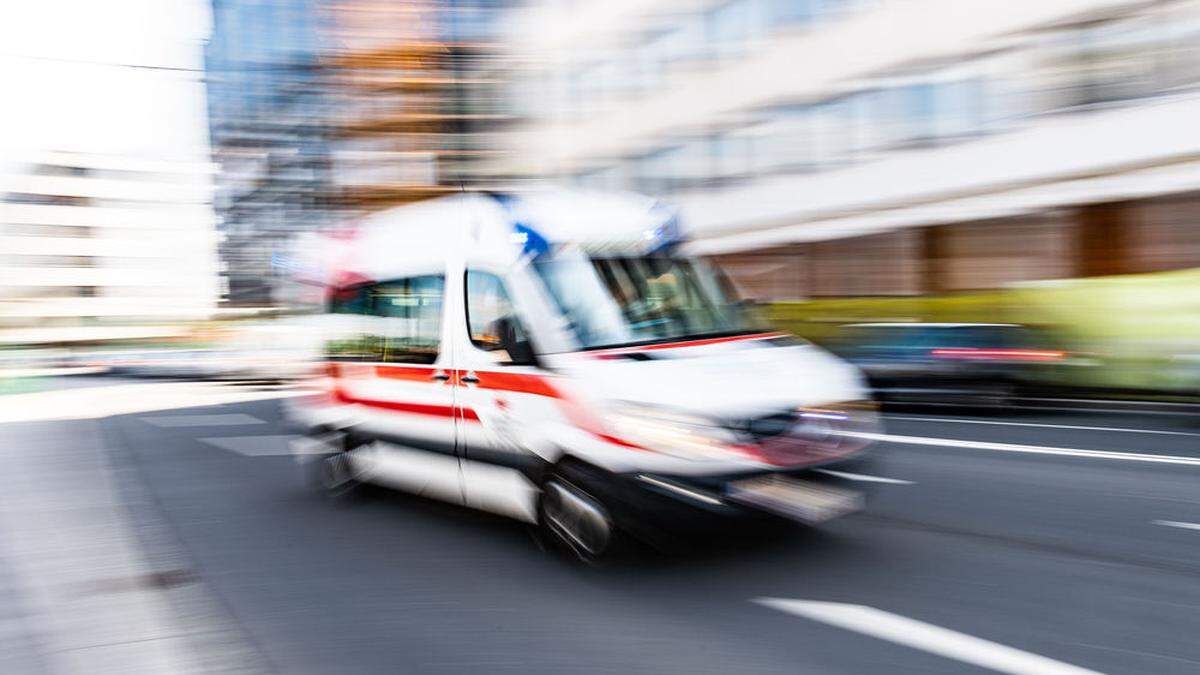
xmin=497 ymin=0 xmax=1200 ymax=299
xmin=0 ymin=152 xmax=220 ymax=345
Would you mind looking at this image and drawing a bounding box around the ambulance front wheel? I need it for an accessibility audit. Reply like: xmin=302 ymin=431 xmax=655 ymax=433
xmin=537 ymin=461 xmax=620 ymax=564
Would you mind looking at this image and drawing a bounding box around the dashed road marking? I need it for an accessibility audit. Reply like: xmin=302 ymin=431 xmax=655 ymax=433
xmin=141 ymin=413 xmax=266 ymax=428
xmin=755 ymin=598 xmax=1100 ymax=675
xmin=200 ymin=435 xmax=303 ymax=457
xmin=1152 ymin=520 xmax=1200 ymax=532
xmin=814 ymin=469 xmax=914 ymax=485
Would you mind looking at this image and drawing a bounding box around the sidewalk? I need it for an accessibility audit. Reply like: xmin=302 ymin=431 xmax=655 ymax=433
xmin=0 ymin=367 xmax=108 ymax=380
xmin=0 ymin=379 xmax=308 ymax=424
xmin=0 ymin=383 xmax=282 ymax=674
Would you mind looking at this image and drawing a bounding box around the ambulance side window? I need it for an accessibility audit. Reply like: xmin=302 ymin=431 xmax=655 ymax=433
xmin=465 ymin=270 xmax=527 ymax=364
xmin=325 ymin=285 xmax=375 ymax=361
xmin=368 ymin=275 xmax=444 ymax=365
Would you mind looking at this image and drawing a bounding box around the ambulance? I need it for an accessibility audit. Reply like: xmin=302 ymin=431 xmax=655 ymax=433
xmin=289 ymin=189 xmax=879 ymax=561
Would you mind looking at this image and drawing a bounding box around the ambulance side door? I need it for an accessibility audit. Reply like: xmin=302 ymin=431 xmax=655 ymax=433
xmin=454 ymin=266 xmax=553 ymax=521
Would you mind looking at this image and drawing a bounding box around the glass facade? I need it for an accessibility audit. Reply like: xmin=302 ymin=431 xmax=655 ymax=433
xmin=204 ymin=0 xmax=331 ymax=305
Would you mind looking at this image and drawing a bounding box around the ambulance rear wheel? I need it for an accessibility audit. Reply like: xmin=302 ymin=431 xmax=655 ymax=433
xmin=307 ymin=429 xmax=364 ymax=499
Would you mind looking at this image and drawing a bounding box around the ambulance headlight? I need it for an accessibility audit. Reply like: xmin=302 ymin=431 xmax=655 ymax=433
xmin=606 ymin=404 xmax=743 ymax=460
xmin=800 ymin=400 xmax=881 ymax=437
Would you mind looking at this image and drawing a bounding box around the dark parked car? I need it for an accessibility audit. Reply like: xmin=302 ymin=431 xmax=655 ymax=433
xmin=834 ymin=323 xmax=1067 ymax=407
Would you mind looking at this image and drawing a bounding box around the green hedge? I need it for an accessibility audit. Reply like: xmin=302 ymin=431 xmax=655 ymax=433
xmin=766 ymin=268 xmax=1200 ymax=394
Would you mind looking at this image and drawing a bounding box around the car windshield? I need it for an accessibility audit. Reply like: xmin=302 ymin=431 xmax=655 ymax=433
xmin=532 ymin=249 xmax=765 ymax=350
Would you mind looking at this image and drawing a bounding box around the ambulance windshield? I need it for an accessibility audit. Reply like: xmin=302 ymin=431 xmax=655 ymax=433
xmin=532 ymin=250 xmax=765 ymax=351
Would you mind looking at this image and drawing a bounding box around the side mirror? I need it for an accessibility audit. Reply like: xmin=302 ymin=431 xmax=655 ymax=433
xmin=493 ymin=316 xmax=538 ymax=367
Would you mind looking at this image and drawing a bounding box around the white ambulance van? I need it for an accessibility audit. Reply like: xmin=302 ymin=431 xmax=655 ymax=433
xmin=289 ymin=189 xmax=879 ymax=560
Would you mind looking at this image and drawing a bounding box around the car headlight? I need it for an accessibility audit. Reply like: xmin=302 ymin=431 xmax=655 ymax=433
xmin=605 ymin=403 xmax=744 ymax=460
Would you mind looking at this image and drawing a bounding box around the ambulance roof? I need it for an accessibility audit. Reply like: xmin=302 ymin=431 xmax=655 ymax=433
xmin=332 ymin=189 xmax=683 ymax=284
xmin=483 ymin=188 xmax=672 ymax=245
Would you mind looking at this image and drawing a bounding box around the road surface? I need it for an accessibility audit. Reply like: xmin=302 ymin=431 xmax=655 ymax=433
xmin=5 ymin=379 xmax=1200 ymax=674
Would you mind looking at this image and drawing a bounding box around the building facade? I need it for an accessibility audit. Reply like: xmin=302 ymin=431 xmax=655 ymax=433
xmin=0 ymin=152 xmax=220 ymax=345
xmin=206 ymin=0 xmax=509 ymax=306
xmin=205 ymin=0 xmax=332 ymax=306
xmin=320 ymin=0 xmax=510 ymax=212
xmin=496 ymin=0 xmax=1200 ymax=299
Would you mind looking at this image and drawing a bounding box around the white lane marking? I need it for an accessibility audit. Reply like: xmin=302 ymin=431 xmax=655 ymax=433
xmin=1153 ymin=520 xmax=1200 ymax=532
xmin=885 ymin=415 xmax=1200 ymax=437
xmin=289 ymin=434 xmax=340 ymax=461
xmin=637 ymin=475 xmax=724 ymax=504
xmin=842 ymin=431 xmax=1200 ymax=467
xmin=814 ymin=469 xmax=914 ymax=485
xmin=200 ymin=434 xmax=303 ymax=456
xmin=755 ymin=598 xmax=1100 ymax=675
xmin=141 ymin=413 xmax=266 ymax=428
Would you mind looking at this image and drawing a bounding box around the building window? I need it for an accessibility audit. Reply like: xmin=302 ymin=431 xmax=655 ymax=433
xmin=760 ymin=106 xmax=815 ymax=173
xmin=770 ymin=0 xmax=819 ymax=28
xmin=811 ymin=99 xmax=851 ymax=166
xmin=710 ymin=131 xmax=756 ymax=181
xmin=1036 ymin=12 xmax=1184 ymax=112
xmin=1160 ymin=1 xmax=1200 ymax=91
xmin=707 ymin=0 xmax=765 ymax=63
xmin=892 ymin=83 xmax=938 ymax=144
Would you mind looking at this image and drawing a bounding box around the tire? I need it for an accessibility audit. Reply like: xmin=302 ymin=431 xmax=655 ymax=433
xmin=536 ymin=462 xmax=622 ymax=565
xmin=306 ymin=429 xmax=366 ymax=500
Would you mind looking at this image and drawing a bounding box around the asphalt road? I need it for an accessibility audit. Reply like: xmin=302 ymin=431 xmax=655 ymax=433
xmin=19 ymin=388 xmax=1200 ymax=674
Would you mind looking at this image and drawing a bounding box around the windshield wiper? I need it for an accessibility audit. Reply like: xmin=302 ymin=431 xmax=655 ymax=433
xmin=580 ymin=328 xmax=766 ymax=351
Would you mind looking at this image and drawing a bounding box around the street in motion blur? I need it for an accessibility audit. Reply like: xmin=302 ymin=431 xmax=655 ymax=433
xmin=3 ymin=1 xmax=1200 ymax=673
